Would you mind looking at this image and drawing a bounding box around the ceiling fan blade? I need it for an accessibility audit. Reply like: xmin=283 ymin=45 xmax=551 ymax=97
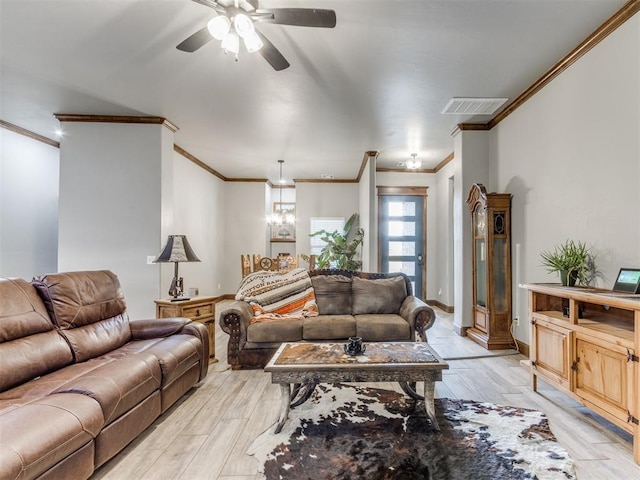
xmin=256 ymin=31 xmax=290 ymax=71
xmin=190 ymin=0 xmax=225 ymax=13
xmin=176 ymin=26 xmax=213 ymax=52
xmin=255 ymin=8 xmax=336 ymax=28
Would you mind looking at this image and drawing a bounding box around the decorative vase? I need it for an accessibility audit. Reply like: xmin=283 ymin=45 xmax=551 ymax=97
xmin=560 ymin=270 xmax=577 ymax=287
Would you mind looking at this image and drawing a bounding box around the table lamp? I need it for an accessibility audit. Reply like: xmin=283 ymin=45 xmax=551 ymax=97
xmin=154 ymin=235 xmax=200 ymax=300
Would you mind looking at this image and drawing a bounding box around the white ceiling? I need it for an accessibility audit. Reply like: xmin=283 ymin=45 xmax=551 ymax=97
xmin=0 ymin=0 xmax=628 ymax=183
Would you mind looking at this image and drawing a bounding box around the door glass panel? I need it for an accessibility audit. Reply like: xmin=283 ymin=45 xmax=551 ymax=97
xmin=388 ymin=202 xmax=416 ymax=217
xmin=380 ymin=195 xmax=424 ymax=299
xmin=475 ymin=238 xmax=486 ymax=307
xmin=388 ymin=261 xmax=416 ymax=276
xmin=493 ymin=237 xmax=507 ymax=311
xmin=388 ymin=221 xmax=416 ymax=237
xmin=389 ymin=241 xmax=416 ymax=256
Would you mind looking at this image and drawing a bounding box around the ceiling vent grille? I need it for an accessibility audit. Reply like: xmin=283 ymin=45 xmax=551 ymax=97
xmin=441 ymin=97 xmax=508 ymax=115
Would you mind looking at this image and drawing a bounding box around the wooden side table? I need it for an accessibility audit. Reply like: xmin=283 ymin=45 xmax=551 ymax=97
xmin=154 ymin=296 xmax=217 ymax=363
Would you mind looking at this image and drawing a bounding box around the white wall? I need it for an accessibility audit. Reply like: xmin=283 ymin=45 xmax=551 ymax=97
xmin=0 ymin=129 xmax=59 ymax=278
xmin=358 ymin=155 xmax=377 ymax=272
xmin=376 ymin=171 xmax=439 ymax=300
xmin=434 ymin=161 xmax=455 ymax=308
xmin=57 ymin=122 xmax=173 ymax=318
xmin=295 ymin=182 xmax=360 ymax=261
xmin=222 ymin=181 xmax=270 ymax=293
xmin=490 ymin=15 xmax=640 ymax=343
xmin=452 ymin=131 xmax=490 ymax=332
xmin=172 ymin=151 xmax=225 ymax=298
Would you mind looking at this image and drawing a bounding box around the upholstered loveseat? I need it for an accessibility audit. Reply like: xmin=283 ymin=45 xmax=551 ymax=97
xmin=0 ymin=270 xmax=209 ymax=480
xmin=219 ymin=269 xmax=436 ymax=369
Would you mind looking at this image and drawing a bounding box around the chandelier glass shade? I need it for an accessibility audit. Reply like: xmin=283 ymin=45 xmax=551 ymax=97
xmin=267 ymin=160 xmax=295 ymax=226
xmin=406 ymin=153 xmax=422 ymax=170
xmin=207 ymin=14 xmax=263 ymax=58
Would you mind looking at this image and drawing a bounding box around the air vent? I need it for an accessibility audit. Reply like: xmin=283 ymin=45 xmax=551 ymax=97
xmin=442 ymin=97 xmax=508 ymax=115
xmin=320 ymin=173 xmax=334 ymax=179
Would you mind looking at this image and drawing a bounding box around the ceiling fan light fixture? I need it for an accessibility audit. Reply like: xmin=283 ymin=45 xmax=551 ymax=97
xmin=221 ymin=31 xmax=240 ymax=56
xmin=207 ymin=15 xmax=231 ymax=40
xmin=244 ymin=31 xmax=263 ymax=53
xmin=234 ymin=13 xmax=255 ymax=38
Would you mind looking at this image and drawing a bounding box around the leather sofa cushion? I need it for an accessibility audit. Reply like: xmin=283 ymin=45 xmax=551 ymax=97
xmin=0 ymin=393 xmax=103 ymax=480
xmin=0 ymin=278 xmax=74 ymax=391
xmin=303 ymin=315 xmax=356 ymax=340
xmin=32 ymin=271 xmax=132 ymax=362
xmin=355 ymin=314 xmax=411 ymax=341
xmin=310 ymin=275 xmax=352 ymax=315
xmin=247 ymin=319 xmax=303 ymax=343
xmin=53 ymin=352 xmax=161 ymax=425
xmin=352 ymin=276 xmax=407 ymax=315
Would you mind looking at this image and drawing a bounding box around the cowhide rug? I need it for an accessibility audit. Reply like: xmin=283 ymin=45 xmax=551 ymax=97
xmin=248 ymin=383 xmax=576 ymax=480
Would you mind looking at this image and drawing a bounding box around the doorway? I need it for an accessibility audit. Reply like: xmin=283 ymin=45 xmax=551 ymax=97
xmin=378 ymin=187 xmax=428 ymax=299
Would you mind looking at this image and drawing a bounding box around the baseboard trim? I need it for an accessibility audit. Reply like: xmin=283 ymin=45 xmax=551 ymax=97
xmin=516 ymin=340 xmax=530 ymax=357
xmin=452 ymin=324 xmax=470 ymax=337
xmin=426 ymin=300 xmax=454 ymax=313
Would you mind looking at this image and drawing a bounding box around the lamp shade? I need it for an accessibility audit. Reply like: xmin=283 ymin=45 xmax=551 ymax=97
xmin=155 ymin=235 xmax=200 ymax=263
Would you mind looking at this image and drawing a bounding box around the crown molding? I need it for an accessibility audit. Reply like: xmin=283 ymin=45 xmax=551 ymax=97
xmin=355 ymin=150 xmax=379 ymax=182
xmin=54 ymin=114 xmax=179 ymax=133
xmin=376 ymin=167 xmax=437 ymax=174
xmin=0 ymin=119 xmax=60 ymax=148
xmin=434 ymin=152 xmax=454 ymax=172
xmin=451 ymin=123 xmax=490 ymax=137
xmin=294 ymin=178 xmax=358 ymax=184
xmin=173 ymin=145 xmax=227 ymax=181
xmin=226 ymin=177 xmax=268 ymax=183
xmin=489 ymin=0 xmax=639 ymax=129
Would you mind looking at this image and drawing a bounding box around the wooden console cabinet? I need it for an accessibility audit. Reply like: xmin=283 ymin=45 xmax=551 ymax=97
xmin=155 ymin=296 xmax=217 ymax=362
xmin=524 ymin=284 xmax=639 ymax=465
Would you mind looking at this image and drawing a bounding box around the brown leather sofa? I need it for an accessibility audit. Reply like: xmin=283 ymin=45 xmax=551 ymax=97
xmin=220 ymin=269 xmax=436 ymax=369
xmin=0 ymin=270 xmax=209 ymax=480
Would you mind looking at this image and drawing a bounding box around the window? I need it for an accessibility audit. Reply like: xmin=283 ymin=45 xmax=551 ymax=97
xmin=309 ymin=217 xmax=345 ymax=255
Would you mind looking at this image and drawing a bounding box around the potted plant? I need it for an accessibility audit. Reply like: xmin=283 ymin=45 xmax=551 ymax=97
xmin=302 ymin=213 xmax=364 ymax=271
xmin=540 ymin=239 xmax=595 ymax=286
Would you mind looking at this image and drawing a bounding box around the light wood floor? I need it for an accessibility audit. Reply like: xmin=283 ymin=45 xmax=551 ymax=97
xmin=93 ymin=305 xmax=640 ymax=480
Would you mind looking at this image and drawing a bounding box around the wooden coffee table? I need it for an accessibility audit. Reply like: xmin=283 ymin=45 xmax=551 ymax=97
xmin=264 ymin=341 xmax=448 ymax=433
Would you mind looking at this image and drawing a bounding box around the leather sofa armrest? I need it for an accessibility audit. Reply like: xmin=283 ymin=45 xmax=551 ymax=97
xmin=218 ymin=300 xmax=254 ymax=369
xmin=130 ymin=318 xmax=209 ymax=381
xmin=129 ymin=318 xmax=190 ymax=340
xmin=398 ymin=296 xmax=436 ymax=342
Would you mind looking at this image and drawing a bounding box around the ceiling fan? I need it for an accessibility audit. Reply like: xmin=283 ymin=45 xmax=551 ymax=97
xmin=177 ymin=0 xmax=337 ymax=71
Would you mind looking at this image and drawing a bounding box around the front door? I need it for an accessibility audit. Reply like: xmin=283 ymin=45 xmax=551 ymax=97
xmin=379 ymin=190 xmax=426 ymax=299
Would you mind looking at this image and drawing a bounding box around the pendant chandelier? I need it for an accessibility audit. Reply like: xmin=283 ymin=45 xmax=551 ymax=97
xmin=268 ymin=160 xmax=295 ymax=225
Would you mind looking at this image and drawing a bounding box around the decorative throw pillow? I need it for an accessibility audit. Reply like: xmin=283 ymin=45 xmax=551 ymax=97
xmin=310 ymin=275 xmax=352 ymax=315
xmin=352 ymin=276 xmax=407 ymax=315
xmin=236 ymin=268 xmax=318 ymax=323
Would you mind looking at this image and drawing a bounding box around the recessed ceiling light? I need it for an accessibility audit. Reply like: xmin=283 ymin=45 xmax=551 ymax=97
xmin=441 ymin=97 xmax=508 ymax=115
xmin=320 ymin=173 xmax=334 ymax=179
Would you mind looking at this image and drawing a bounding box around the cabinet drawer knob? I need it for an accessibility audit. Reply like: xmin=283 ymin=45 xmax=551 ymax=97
xmin=195 ymin=309 xmax=201 ymax=317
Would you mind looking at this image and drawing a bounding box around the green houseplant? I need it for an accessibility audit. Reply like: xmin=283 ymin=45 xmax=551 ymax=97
xmin=304 ymin=213 xmax=364 ymax=271
xmin=540 ymin=239 xmax=594 ymax=286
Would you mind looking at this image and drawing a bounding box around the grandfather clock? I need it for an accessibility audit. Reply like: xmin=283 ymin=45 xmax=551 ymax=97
xmin=466 ymin=183 xmax=513 ymax=350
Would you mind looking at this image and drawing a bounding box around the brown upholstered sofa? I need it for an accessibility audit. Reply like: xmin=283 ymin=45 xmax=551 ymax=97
xmin=219 ymin=269 xmax=436 ymax=369
xmin=0 ymin=270 xmax=209 ymax=480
